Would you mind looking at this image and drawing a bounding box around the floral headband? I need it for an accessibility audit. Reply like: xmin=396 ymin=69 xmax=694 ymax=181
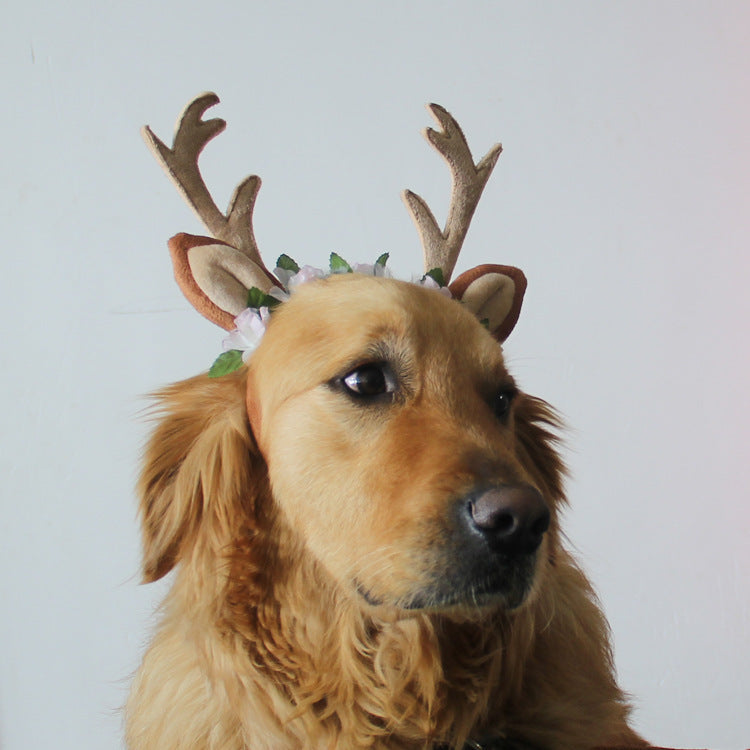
xmin=211 ymin=252 xmax=452 ymax=377
xmin=142 ymin=93 xmax=528 ymax=372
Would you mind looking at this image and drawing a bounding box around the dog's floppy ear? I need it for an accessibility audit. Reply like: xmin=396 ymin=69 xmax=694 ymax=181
xmin=513 ymin=394 xmax=566 ymax=508
xmin=138 ymin=368 xmax=263 ymax=582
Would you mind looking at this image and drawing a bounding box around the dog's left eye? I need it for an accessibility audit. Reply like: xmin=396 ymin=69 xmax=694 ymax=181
xmin=493 ymin=388 xmax=517 ymax=420
xmin=341 ymin=363 xmax=396 ymax=399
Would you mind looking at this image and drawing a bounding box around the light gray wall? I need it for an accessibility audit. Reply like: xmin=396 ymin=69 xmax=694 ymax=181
xmin=1 ymin=2 xmax=748 ymax=748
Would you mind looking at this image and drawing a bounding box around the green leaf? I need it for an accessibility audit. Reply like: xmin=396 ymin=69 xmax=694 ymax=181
xmin=330 ymin=252 xmax=353 ymax=274
xmin=375 ymin=252 xmax=390 ymax=268
xmin=276 ymin=254 xmax=300 ymax=273
xmin=209 ymin=350 xmax=244 ymax=378
xmin=247 ymin=287 xmax=281 ymax=309
xmin=425 ymin=267 xmax=446 ymax=287
xmin=247 ymin=287 xmax=265 ymax=308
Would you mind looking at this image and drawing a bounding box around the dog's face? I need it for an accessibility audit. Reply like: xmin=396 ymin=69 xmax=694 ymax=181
xmin=247 ymin=274 xmax=556 ymax=613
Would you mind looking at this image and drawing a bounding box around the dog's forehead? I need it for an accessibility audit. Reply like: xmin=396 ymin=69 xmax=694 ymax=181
xmin=274 ymin=275 xmax=498 ymax=358
xmin=249 ymin=274 xmax=509 ymax=400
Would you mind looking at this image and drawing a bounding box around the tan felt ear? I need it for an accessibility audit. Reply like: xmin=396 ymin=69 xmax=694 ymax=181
xmin=168 ymin=233 xmax=274 ymax=331
xmin=461 ymin=273 xmax=515 ymax=325
xmin=449 ymin=264 xmax=527 ymax=342
xmin=188 ymin=242 xmax=273 ymax=314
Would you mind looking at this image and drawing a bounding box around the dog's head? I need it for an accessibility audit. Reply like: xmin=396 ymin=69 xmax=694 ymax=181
xmin=138 ymin=95 xmax=565 ymax=616
xmin=139 ymin=272 xmax=564 ymax=616
xmin=247 ymin=272 xmax=562 ymax=612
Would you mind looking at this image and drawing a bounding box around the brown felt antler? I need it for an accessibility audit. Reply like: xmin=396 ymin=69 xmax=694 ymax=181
xmin=403 ymin=103 xmax=503 ymax=284
xmin=403 ymin=104 xmax=527 ymax=342
xmin=142 ymin=92 xmax=278 ymax=330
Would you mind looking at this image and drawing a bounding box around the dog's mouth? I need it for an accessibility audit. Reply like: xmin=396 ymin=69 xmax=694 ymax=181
xmin=412 ymin=554 xmax=538 ymax=611
xmin=355 ymin=549 xmax=539 ymax=613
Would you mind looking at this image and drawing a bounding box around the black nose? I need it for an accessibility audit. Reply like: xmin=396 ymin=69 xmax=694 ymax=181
xmin=467 ymin=485 xmax=550 ymax=554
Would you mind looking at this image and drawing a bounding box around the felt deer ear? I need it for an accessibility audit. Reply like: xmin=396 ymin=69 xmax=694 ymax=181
xmin=449 ymin=264 xmax=527 ymax=342
xmin=142 ymin=93 xmax=279 ymax=331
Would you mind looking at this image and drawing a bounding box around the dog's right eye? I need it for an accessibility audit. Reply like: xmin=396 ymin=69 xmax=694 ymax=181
xmin=493 ymin=387 xmax=517 ymax=421
xmin=341 ymin=363 xmax=396 ymax=399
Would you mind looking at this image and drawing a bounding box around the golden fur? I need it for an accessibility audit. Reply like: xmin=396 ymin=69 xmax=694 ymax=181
xmin=127 ymin=274 xmax=645 ymax=749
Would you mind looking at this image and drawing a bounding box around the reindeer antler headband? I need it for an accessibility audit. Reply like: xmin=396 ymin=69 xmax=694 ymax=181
xmin=143 ymin=93 xmax=527 ymax=369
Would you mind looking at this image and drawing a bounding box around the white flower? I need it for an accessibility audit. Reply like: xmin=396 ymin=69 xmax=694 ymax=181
xmin=268 ymin=285 xmax=291 ymax=303
xmin=415 ymin=274 xmax=452 ymax=298
xmin=287 ymin=265 xmax=328 ymax=291
xmin=273 ymin=266 xmax=296 ymax=288
xmin=352 ymin=262 xmax=392 ymax=278
xmin=223 ymin=265 xmax=328 ymax=365
xmin=223 ymin=306 xmax=271 ymax=361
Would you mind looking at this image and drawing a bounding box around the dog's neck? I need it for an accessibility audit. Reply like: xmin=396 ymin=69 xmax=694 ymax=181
xmin=199 ymin=515 xmax=539 ymax=748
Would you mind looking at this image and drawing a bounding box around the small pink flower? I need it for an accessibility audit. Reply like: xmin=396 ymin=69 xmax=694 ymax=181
xmin=273 ymin=264 xmax=328 ymax=294
xmin=353 ymin=262 xmax=392 ymax=278
xmin=268 ymin=285 xmax=291 ymax=303
xmin=416 ymin=275 xmax=452 ymax=298
xmin=223 ymin=306 xmax=271 ymax=361
xmin=287 ymin=265 xmax=327 ymax=291
xmin=273 ymin=266 xmax=296 ymax=288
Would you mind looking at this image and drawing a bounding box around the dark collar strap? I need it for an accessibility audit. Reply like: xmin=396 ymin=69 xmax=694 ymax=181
xmin=435 ymin=739 xmax=515 ymax=750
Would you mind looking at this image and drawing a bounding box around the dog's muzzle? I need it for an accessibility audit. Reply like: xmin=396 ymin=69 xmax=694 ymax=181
xmin=416 ymin=483 xmax=551 ymax=610
xmin=356 ymin=484 xmax=551 ymax=612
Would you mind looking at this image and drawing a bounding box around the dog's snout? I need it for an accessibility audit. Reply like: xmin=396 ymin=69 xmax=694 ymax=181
xmin=468 ymin=485 xmax=550 ymax=554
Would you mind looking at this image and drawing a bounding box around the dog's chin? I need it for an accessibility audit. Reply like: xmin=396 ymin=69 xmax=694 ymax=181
xmin=355 ymin=553 xmax=539 ymax=615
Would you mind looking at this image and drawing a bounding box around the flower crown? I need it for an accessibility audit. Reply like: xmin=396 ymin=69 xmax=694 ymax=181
xmin=211 ymin=252 xmax=451 ymax=377
xmin=142 ymin=93 xmax=528 ymax=373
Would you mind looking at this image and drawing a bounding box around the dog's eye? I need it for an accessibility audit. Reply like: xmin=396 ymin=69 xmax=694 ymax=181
xmin=493 ymin=388 xmax=516 ymax=420
xmin=341 ymin=363 xmax=395 ymax=399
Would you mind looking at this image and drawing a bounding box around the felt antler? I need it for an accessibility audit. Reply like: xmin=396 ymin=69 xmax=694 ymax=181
xmin=403 ymin=103 xmax=502 ymax=285
xmin=142 ymin=92 xmax=278 ymax=330
xmin=404 ymin=104 xmax=527 ymax=342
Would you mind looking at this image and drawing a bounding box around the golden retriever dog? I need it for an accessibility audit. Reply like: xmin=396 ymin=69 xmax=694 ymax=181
xmin=127 ymin=94 xmax=647 ymax=750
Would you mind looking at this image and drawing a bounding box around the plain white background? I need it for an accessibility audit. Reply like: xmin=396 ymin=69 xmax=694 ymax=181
xmin=1 ymin=2 xmax=748 ymax=748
